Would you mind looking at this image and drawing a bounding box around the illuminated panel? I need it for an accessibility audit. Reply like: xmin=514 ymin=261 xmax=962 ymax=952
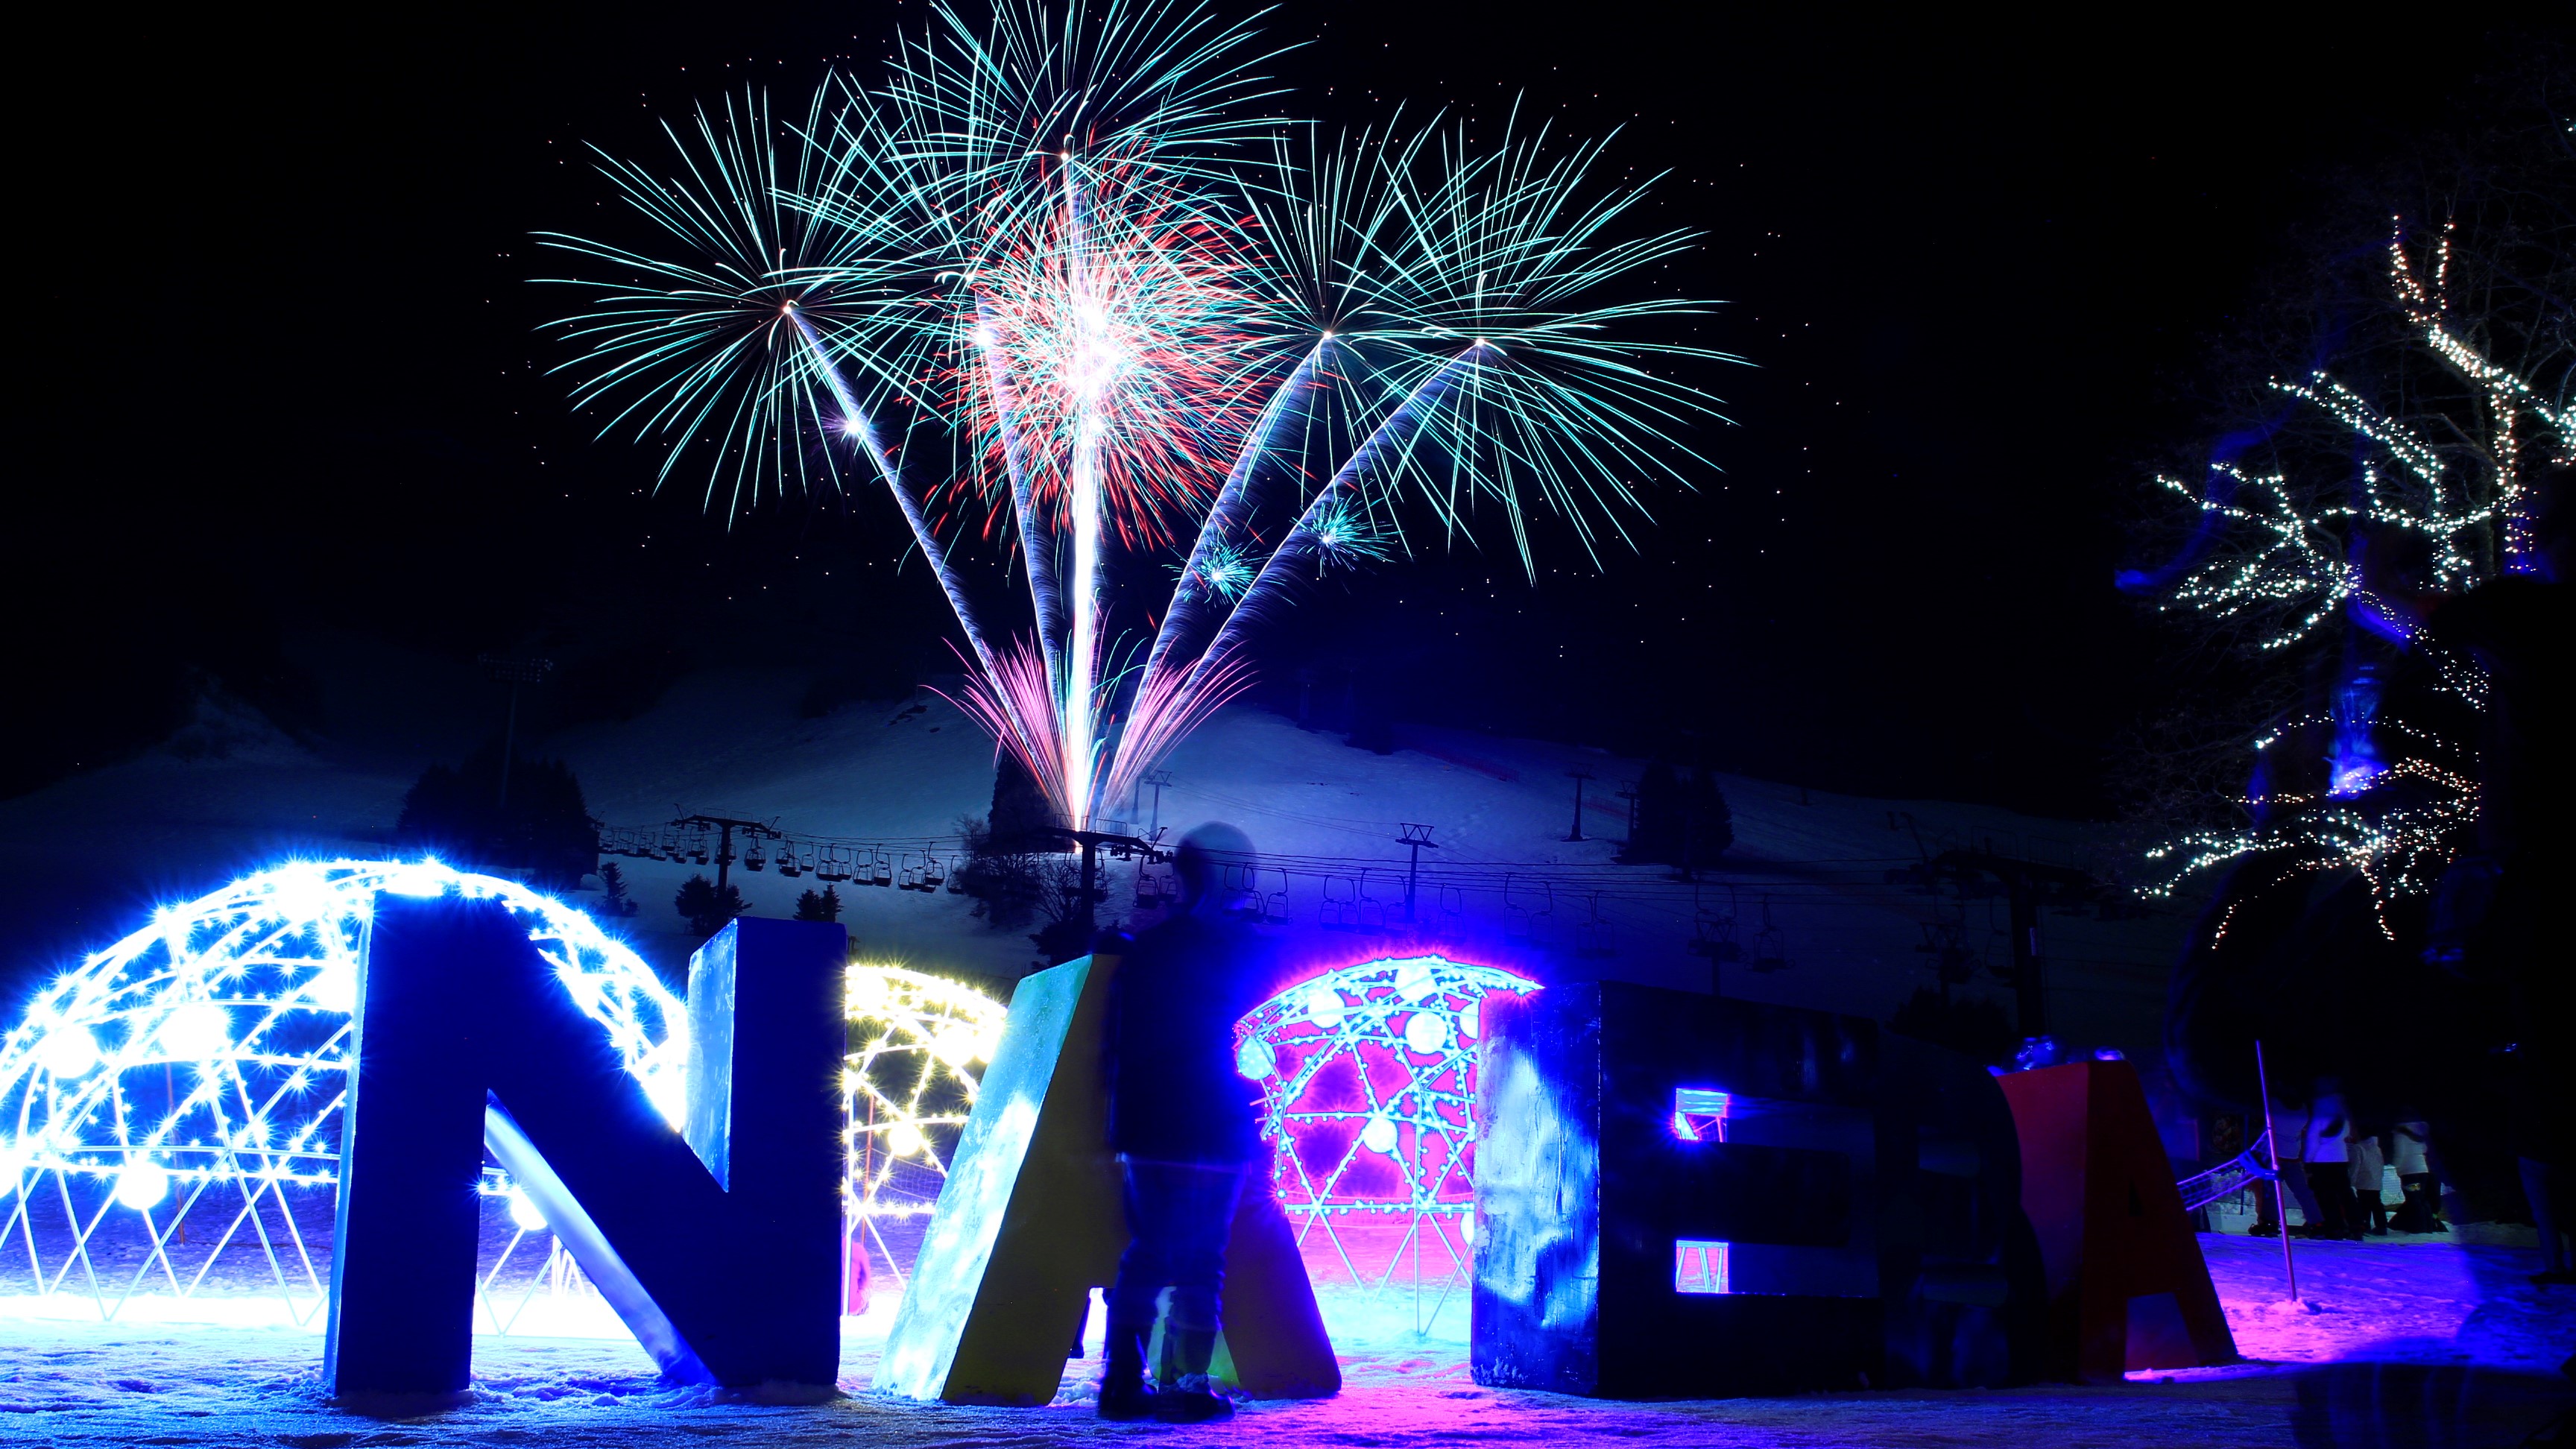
xmin=1235 ymin=955 xmax=1538 ymax=1219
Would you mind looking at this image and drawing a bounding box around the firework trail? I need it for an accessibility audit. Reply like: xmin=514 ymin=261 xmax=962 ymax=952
xmin=543 ymin=1 xmax=1737 ymax=829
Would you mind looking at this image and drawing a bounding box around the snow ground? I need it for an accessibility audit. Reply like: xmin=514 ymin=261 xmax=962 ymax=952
xmin=3 ymin=1236 xmax=2569 ymax=1447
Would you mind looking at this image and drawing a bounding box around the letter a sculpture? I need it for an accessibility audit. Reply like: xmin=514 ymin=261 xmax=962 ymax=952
xmin=876 ymin=952 xmax=1339 ymax=1405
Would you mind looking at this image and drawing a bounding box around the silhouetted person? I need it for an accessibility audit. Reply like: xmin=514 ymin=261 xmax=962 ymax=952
xmin=1098 ymin=822 xmax=1281 ymax=1422
xmin=2391 ymin=1121 xmax=2443 ymax=1233
xmin=2352 ymin=1129 xmax=2390 ymax=1237
xmin=2302 ymin=1093 xmax=2361 ymax=1240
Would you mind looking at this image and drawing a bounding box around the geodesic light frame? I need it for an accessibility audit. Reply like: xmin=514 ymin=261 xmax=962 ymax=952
xmin=842 ymin=963 xmax=1005 ymax=1222
xmin=0 ymin=859 xmax=683 ymax=1319
xmin=1235 ymin=954 xmax=1539 ymax=1222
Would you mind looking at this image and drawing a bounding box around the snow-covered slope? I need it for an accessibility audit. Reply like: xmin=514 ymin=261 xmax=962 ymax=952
xmin=0 ymin=657 xmax=2191 ymax=1059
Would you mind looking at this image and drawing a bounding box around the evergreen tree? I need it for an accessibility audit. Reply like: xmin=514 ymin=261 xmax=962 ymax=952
xmin=1622 ymin=761 xmax=1684 ymax=865
xmin=675 ymin=874 xmax=747 ymax=937
xmin=988 ymin=755 xmax=1059 ymax=849
xmin=1685 ymin=768 xmax=1734 ymax=868
xmin=596 ymin=860 xmax=640 ymax=918
xmin=795 ymin=885 xmax=843 ymax=922
xmin=1623 ymin=763 xmax=1731 ymax=868
xmin=393 ymin=737 xmax=597 ymax=890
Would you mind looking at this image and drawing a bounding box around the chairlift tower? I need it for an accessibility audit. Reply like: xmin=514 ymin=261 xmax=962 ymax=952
xmin=1001 ymin=825 xmax=1161 ymax=949
xmin=1136 ymin=768 xmax=1174 ymax=837
xmin=1395 ymin=822 xmax=1439 ymax=922
xmin=1565 ymin=769 xmax=1595 ymax=842
xmin=672 ymin=810 xmax=782 ymax=892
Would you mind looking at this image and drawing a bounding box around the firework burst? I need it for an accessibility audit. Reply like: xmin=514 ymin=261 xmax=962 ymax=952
xmin=543 ymin=1 xmax=1737 ymax=827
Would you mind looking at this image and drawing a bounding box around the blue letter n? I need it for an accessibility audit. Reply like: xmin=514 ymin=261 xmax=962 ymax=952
xmin=324 ymin=897 xmax=844 ymax=1397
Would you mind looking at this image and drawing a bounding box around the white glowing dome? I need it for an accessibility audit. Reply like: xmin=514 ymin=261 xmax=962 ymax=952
xmin=0 ymin=860 xmax=684 ymax=1270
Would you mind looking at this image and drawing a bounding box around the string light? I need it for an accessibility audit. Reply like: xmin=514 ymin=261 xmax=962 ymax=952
xmin=842 ymin=965 xmax=1005 ymax=1222
xmin=0 ymin=860 xmax=683 ymax=1317
xmin=2141 ymin=220 xmax=2565 ymax=654
xmin=2142 ymin=722 xmax=2477 ymax=939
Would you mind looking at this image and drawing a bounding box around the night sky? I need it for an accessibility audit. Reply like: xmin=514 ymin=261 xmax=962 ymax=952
xmin=15 ymin=4 xmax=2558 ymax=815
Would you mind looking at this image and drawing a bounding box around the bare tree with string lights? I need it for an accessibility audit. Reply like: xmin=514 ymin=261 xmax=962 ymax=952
xmin=2120 ymin=102 xmax=2574 ymax=924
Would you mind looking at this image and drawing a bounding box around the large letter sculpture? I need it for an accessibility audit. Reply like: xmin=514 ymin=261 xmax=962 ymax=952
xmin=1471 ymin=982 xmax=2043 ymax=1398
xmin=326 ymin=900 xmax=845 ymax=1398
xmin=875 ymin=952 xmax=1338 ymax=1405
xmin=1995 ymin=1059 xmax=2235 ymax=1380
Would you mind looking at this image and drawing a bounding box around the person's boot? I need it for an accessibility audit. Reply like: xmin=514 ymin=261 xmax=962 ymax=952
xmin=1098 ymin=1322 xmax=1155 ymax=1421
xmin=1152 ymin=1328 xmax=1233 ymax=1423
xmin=2396 ymin=1174 xmax=2437 ymax=1233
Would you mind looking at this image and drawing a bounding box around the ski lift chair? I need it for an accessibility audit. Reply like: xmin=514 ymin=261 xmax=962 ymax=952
xmin=1750 ymin=897 xmax=1788 ymax=972
xmin=1222 ymin=864 xmax=1263 ymax=917
xmin=1264 ymin=869 xmax=1290 ymax=924
xmin=744 ymin=842 xmax=768 ymax=872
xmin=1525 ymin=883 xmax=1559 ymax=949
xmin=945 ymin=856 xmax=967 ymax=893
xmin=1355 ymin=870 xmax=1389 ymax=931
xmin=871 ymin=850 xmax=894 ymax=888
xmin=818 ymin=847 xmax=850 ymax=883
xmin=1439 ymin=886 xmax=1466 ymax=928
xmin=924 ymin=853 xmax=947 ymax=888
xmin=900 ymin=857 xmax=925 ymax=891
xmin=1320 ymin=875 xmax=1357 ymax=929
xmin=1688 ymin=913 xmax=1741 ymax=962
xmin=1576 ymin=892 xmax=1614 ymax=959
xmin=689 ymin=836 xmax=711 ymax=865
xmin=777 ymin=845 xmax=803 ymax=879
xmin=1504 ymin=874 xmax=1532 ymax=944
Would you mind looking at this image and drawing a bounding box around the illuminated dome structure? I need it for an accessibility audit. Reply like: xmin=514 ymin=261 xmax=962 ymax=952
xmin=842 ymin=965 xmax=1005 ymax=1301
xmin=1236 ymin=956 xmax=1538 ymax=1255
xmin=0 ymin=860 xmax=682 ymax=1321
xmin=842 ymin=965 xmax=1006 ymax=1217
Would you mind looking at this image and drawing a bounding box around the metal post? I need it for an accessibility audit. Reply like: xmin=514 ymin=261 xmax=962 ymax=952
xmin=2255 ymin=1040 xmax=2299 ymax=1304
xmin=1565 ymin=770 xmax=1594 ymax=842
xmin=1398 ymin=824 xmax=1438 ymax=923
xmin=1143 ymin=769 xmax=1172 ymax=838
xmin=2008 ymin=872 xmax=2045 ymax=1039
xmin=1076 ymin=837 xmax=1099 ymax=939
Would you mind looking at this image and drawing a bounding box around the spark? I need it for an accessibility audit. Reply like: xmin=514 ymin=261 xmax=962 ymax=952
xmin=542 ymin=2 xmax=1737 ymax=827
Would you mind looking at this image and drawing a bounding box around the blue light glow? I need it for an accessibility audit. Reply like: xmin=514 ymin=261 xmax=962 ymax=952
xmin=1670 ymin=1087 xmax=1733 ymax=1142
xmin=0 ymin=859 xmax=683 ymax=1320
